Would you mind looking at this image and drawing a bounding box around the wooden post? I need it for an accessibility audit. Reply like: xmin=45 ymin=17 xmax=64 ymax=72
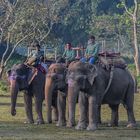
xmin=117 ymin=39 xmax=120 ymax=52
xmin=55 ymin=48 xmax=57 ymax=61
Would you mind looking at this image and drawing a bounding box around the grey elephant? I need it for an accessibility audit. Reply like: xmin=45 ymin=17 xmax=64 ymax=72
xmin=7 ymin=64 xmax=45 ymax=124
xmin=45 ymin=62 xmax=81 ymax=127
xmin=45 ymin=63 xmax=67 ymax=126
xmin=67 ymin=61 xmax=136 ymax=131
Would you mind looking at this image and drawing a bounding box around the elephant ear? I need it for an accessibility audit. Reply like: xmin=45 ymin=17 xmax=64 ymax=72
xmin=48 ymin=65 xmax=55 ymax=74
xmin=64 ymin=68 xmax=69 ymax=83
xmin=87 ymin=64 xmax=98 ymax=85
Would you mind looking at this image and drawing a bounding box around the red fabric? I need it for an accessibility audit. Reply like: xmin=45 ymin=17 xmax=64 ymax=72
xmin=99 ymin=52 xmax=120 ymax=57
xmin=37 ymin=64 xmax=46 ymax=74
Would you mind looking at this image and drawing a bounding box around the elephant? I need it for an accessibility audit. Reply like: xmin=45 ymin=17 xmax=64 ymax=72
xmin=45 ymin=63 xmax=67 ymax=126
xmin=7 ymin=63 xmax=45 ymax=124
xmin=45 ymin=62 xmax=81 ymax=127
xmin=67 ymin=61 xmax=136 ymax=131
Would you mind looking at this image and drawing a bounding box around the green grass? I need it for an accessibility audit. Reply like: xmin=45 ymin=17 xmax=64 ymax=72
xmin=0 ymin=93 xmax=140 ymax=140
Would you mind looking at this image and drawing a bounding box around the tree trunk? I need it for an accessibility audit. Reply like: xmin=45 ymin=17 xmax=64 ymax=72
xmin=123 ymin=0 xmax=139 ymax=76
xmin=0 ymin=66 xmax=4 ymax=79
xmin=133 ymin=16 xmax=140 ymax=76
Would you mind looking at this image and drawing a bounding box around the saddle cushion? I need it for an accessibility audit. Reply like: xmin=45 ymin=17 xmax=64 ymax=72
xmin=98 ymin=53 xmax=127 ymax=69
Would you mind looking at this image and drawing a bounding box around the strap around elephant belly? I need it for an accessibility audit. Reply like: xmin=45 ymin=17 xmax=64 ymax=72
xmin=28 ymin=68 xmax=38 ymax=85
xmin=101 ymin=66 xmax=114 ymax=102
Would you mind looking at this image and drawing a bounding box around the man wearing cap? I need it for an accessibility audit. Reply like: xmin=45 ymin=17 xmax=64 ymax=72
xmin=26 ymin=41 xmax=44 ymax=67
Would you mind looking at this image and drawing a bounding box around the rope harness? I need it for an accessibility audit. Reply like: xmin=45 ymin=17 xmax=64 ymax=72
xmin=101 ymin=66 xmax=114 ymax=102
xmin=28 ymin=68 xmax=38 ymax=85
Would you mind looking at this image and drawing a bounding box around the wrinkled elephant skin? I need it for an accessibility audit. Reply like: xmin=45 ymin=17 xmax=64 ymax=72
xmin=45 ymin=63 xmax=67 ymax=126
xmin=67 ymin=61 xmax=136 ymax=131
xmin=8 ymin=64 xmax=45 ymax=124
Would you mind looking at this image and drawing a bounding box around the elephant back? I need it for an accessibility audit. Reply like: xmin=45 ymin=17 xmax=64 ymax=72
xmin=98 ymin=52 xmax=127 ymax=69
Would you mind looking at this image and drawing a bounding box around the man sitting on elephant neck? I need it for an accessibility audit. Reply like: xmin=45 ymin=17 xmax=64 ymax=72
xmin=26 ymin=41 xmax=44 ymax=67
xmin=80 ymin=35 xmax=100 ymax=64
xmin=62 ymin=43 xmax=76 ymax=66
xmin=25 ymin=41 xmax=47 ymax=84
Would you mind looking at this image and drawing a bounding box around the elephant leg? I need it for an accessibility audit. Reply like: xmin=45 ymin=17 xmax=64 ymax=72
xmin=125 ymin=94 xmax=136 ymax=128
xmin=67 ymin=88 xmax=78 ymax=127
xmin=56 ymin=91 xmax=66 ymax=127
xmin=108 ymin=104 xmax=119 ymax=127
xmin=52 ymin=94 xmax=58 ymax=122
xmin=97 ymin=105 xmax=102 ymax=124
xmin=24 ymin=93 xmax=34 ymax=124
xmin=87 ymin=96 xmax=97 ymax=131
xmin=76 ymin=92 xmax=88 ymax=130
xmin=45 ymin=92 xmax=52 ymax=124
xmin=126 ymin=106 xmax=136 ymax=128
xmin=34 ymin=97 xmax=44 ymax=124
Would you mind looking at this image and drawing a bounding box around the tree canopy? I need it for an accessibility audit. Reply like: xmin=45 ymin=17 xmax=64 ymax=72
xmin=0 ymin=0 xmax=140 ymax=77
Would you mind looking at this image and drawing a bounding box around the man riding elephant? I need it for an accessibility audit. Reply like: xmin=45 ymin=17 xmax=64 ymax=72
xmin=26 ymin=41 xmax=44 ymax=66
xmin=80 ymin=35 xmax=100 ymax=64
xmin=25 ymin=41 xmax=47 ymax=84
xmin=67 ymin=61 xmax=136 ymax=131
xmin=62 ymin=43 xmax=76 ymax=65
xmin=7 ymin=63 xmax=45 ymax=124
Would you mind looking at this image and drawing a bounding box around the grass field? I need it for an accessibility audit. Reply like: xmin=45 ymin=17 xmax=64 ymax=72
xmin=0 ymin=93 xmax=140 ymax=140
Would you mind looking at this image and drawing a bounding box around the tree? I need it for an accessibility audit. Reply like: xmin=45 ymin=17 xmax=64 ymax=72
xmin=51 ymin=0 xmax=100 ymax=45
xmin=120 ymin=0 xmax=139 ymax=76
xmin=0 ymin=0 xmax=68 ymax=79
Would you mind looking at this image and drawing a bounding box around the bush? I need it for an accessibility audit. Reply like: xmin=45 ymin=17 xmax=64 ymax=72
xmin=127 ymin=64 xmax=136 ymax=75
xmin=0 ymin=80 xmax=8 ymax=95
xmin=0 ymin=53 xmax=25 ymax=94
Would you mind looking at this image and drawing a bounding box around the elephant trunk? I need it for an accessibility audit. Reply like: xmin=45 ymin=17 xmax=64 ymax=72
xmin=45 ymin=78 xmax=54 ymax=123
xmin=10 ymin=80 xmax=18 ymax=116
xmin=67 ymin=84 xmax=79 ymax=127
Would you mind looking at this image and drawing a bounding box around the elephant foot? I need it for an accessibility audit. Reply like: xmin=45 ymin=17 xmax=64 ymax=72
xmin=56 ymin=121 xmax=66 ymax=127
xmin=46 ymin=120 xmax=52 ymax=124
xmin=108 ymin=122 xmax=118 ymax=127
xmin=24 ymin=120 xmax=34 ymax=124
xmin=127 ymin=123 xmax=136 ymax=128
xmin=34 ymin=118 xmax=44 ymax=125
xmin=52 ymin=115 xmax=58 ymax=122
xmin=34 ymin=119 xmax=44 ymax=125
xmin=97 ymin=121 xmax=102 ymax=125
xmin=97 ymin=117 xmax=101 ymax=124
xmin=75 ymin=123 xmax=87 ymax=130
xmin=86 ymin=124 xmax=97 ymax=131
xmin=66 ymin=122 xmax=75 ymax=128
xmin=52 ymin=119 xmax=58 ymax=122
xmin=34 ymin=119 xmax=45 ymax=125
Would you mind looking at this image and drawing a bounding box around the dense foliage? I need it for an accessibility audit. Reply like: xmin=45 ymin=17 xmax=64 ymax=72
xmin=0 ymin=0 xmax=140 ymax=76
xmin=0 ymin=0 xmax=139 ymax=47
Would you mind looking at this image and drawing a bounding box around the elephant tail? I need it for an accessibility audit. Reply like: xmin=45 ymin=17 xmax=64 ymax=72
xmin=126 ymin=69 xmax=138 ymax=94
xmin=133 ymin=75 xmax=138 ymax=94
